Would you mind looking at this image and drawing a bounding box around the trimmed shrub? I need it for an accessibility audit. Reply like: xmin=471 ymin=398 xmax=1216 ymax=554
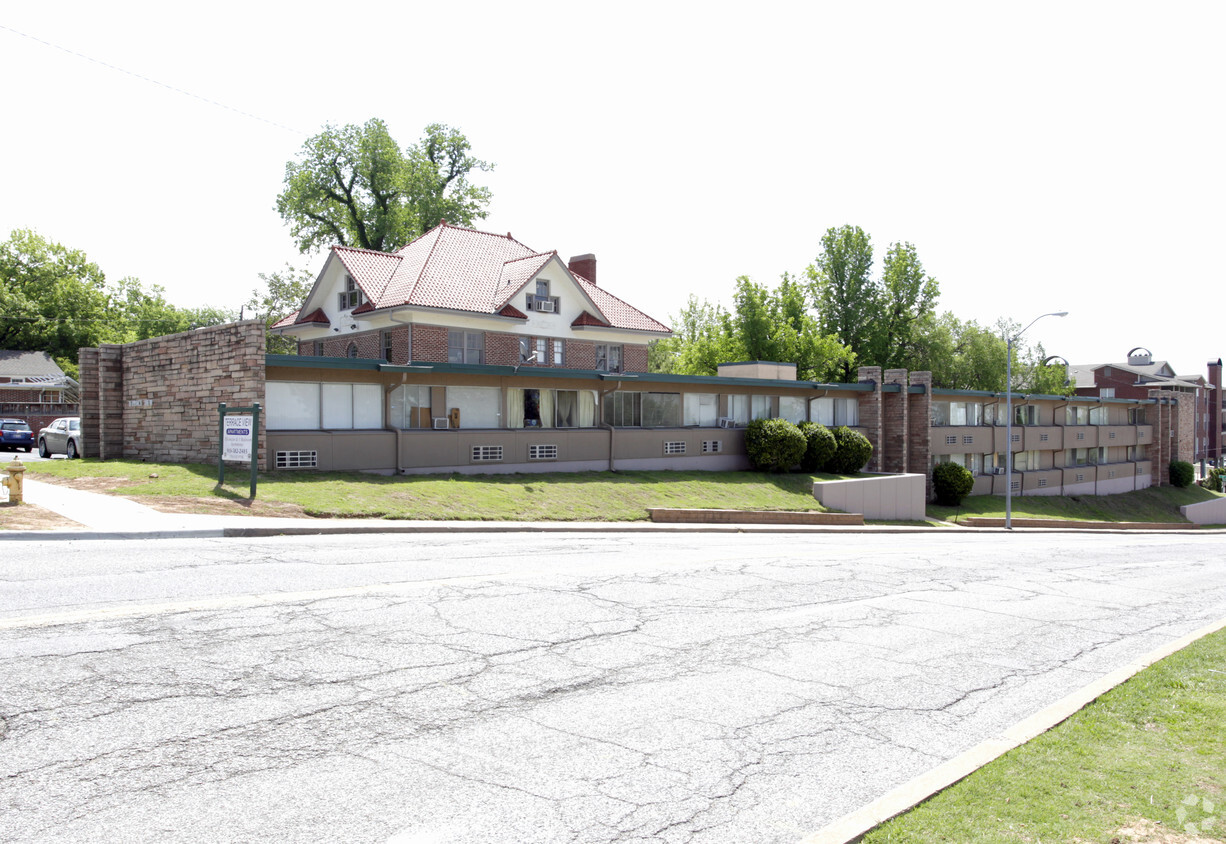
xmin=744 ymin=418 xmax=807 ymax=473
xmin=827 ymin=426 xmax=873 ymax=474
xmin=1200 ymin=466 xmax=1226 ymax=493
xmin=797 ymin=422 xmax=837 ymax=473
xmin=932 ymin=461 xmax=975 ymax=505
xmin=1170 ymin=460 xmax=1194 ymax=488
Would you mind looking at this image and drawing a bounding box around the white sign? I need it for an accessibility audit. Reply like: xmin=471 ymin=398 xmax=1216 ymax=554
xmin=222 ymin=414 xmax=254 ymax=462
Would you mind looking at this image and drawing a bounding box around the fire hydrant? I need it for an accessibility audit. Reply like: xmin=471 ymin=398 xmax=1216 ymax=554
xmin=1 ymin=458 xmax=25 ymax=504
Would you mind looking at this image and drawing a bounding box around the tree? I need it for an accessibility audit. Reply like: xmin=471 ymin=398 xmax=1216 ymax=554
xmin=806 ymin=225 xmax=875 ymax=380
xmin=276 ymin=119 xmax=493 ymax=255
xmin=107 ymin=276 xmax=235 ymax=343
xmin=246 ymin=265 xmax=315 ymax=354
xmin=0 ymin=229 xmax=110 ymax=375
xmin=869 ymin=241 xmax=939 ymax=370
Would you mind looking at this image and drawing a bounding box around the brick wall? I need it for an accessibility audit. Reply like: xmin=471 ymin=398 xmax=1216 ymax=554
xmin=907 ymin=371 xmax=933 ymax=498
xmin=856 ymin=366 xmax=883 ymax=472
xmin=486 ymin=332 xmax=519 ymax=366
xmin=412 ymin=325 xmax=449 ymax=362
xmin=882 ymin=368 xmax=910 ymax=474
xmin=624 ymin=345 xmax=648 ymax=373
xmin=78 ymin=321 xmax=266 ymax=464
xmin=569 ymin=340 xmax=596 ymax=370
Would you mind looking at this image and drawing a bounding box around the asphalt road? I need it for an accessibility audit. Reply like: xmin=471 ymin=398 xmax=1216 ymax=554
xmin=2 ymin=531 xmax=1225 ymax=843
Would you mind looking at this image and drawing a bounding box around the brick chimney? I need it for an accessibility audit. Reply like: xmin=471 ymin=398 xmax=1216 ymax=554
xmin=568 ymin=253 xmax=596 ymax=283
xmin=1210 ymin=358 xmax=1222 ymax=464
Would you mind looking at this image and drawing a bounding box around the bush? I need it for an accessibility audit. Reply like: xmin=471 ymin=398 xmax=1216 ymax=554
xmin=1170 ymin=460 xmax=1195 ymax=488
xmin=1200 ymin=466 xmax=1226 ymax=492
xmin=797 ymin=422 xmax=836 ymax=472
xmin=932 ymin=461 xmax=975 ymax=505
xmin=827 ymin=426 xmax=873 ymax=474
xmin=744 ymin=418 xmax=807 ymax=473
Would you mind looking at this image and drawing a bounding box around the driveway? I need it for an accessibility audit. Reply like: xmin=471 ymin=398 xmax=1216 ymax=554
xmin=1 ymin=531 xmax=1224 ymax=842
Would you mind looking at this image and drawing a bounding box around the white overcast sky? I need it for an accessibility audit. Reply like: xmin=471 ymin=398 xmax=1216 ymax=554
xmin=2 ymin=1 xmax=1222 ymax=377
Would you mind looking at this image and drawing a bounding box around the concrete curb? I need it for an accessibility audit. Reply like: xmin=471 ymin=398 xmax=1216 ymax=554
xmin=799 ymin=613 xmax=1226 ymax=844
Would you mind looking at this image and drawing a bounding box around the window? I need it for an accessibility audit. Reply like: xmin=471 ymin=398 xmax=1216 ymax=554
xmin=751 ymin=394 xmax=772 ymax=421
xmin=601 ymin=391 xmax=679 ymax=428
xmin=389 ymin=385 xmax=432 ymax=429
xmin=603 ymin=391 xmax=641 ymax=427
xmin=1014 ymin=405 xmax=1038 ymax=425
xmin=595 ymin=344 xmax=622 ymax=373
xmin=1066 ymin=406 xmax=1090 ymax=425
xmin=664 ymin=441 xmax=686 ymax=455
xmin=528 ymin=444 xmax=557 ymax=460
xmin=518 ymin=337 xmax=549 ymax=364
xmin=684 ymin=393 xmax=719 ymax=427
xmin=445 ymin=386 xmax=501 ymax=428
xmin=508 ymin=389 xmax=595 ymax=428
xmin=338 ymin=274 xmax=365 ymax=310
xmin=932 ymin=401 xmax=982 ymax=426
xmin=779 ymin=396 xmax=806 ymax=425
xmin=313 ymin=340 xmax=324 ymax=356
xmin=346 ymin=342 xmax=358 ymax=359
xmin=267 ymin=381 xmax=381 ymax=430
xmin=1100 ymin=387 xmax=1115 ymax=398
xmin=448 ymin=330 xmax=484 ymax=364
xmin=1013 ymin=450 xmax=1040 ymax=471
xmin=526 ymin=279 xmax=559 ymax=313
xmin=519 ymin=337 xmax=536 ymax=364
xmin=1089 ymin=406 xmax=1108 ymax=425
xmin=1091 ymin=446 xmax=1108 ymax=465
xmin=1067 ymin=448 xmax=1090 ymax=467
xmin=536 ymin=338 xmax=547 ymax=364
xmin=1129 ymin=408 xmax=1147 ymax=425
xmin=471 ymin=445 xmax=503 ymax=462
xmin=553 ymin=339 xmax=564 ymax=367
xmin=382 ymin=330 xmax=393 ymax=363
xmin=728 ymin=395 xmax=750 ymax=426
xmin=811 ymin=397 xmax=858 ymax=427
xmin=932 ymin=453 xmax=982 ymax=474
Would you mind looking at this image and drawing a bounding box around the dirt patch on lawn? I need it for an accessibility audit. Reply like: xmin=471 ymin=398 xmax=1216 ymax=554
xmin=1106 ymin=818 xmax=1220 ymax=843
xmin=0 ymin=502 xmax=84 ymax=531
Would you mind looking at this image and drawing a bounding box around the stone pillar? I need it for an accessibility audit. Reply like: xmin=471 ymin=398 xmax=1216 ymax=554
xmin=78 ymin=347 xmax=99 ymax=459
xmin=882 ymin=368 xmax=910 ymax=474
xmin=856 ymin=366 xmax=882 ymax=472
xmin=1173 ymin=390 xmax=1194 ymax=465
xmin=1209 ymin=359 xmax=1223 ymax=465
xmin=908 ymin=371 xmax=933 ymax=499
xmin=98 ymin=344 xmax=126 ymax=459
xmin=1148 ymin=390 xmax=1170 ymax=485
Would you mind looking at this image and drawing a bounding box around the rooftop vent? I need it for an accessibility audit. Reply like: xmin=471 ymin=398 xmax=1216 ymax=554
xmin=1127 ymin=346 xmax=1152 ymax=366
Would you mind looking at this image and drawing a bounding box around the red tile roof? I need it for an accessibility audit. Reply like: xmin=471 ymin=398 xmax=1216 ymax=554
xmin=324 ymin=223 xmax=669 ymax=334
xmin=571 ymin=311 xmax=610 ymax=328
xmin=273 ymin=307 xmax=330 ymax=329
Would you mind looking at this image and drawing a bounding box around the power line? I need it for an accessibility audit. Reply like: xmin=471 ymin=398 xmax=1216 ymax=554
xmin=0 ymin=22 xmax=307 ymax=137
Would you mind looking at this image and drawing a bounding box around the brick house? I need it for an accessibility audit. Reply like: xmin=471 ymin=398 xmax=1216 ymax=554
xmin=0 ymin=350 xmax=79 ymax=432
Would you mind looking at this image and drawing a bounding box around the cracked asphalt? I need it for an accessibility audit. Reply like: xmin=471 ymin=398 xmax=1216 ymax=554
xmin=2 ymin=531 xmax=1224 ymax=843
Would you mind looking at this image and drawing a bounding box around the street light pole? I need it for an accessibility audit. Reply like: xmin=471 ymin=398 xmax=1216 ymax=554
xmin=1005 ymin=311 xmax=1068 ymax=530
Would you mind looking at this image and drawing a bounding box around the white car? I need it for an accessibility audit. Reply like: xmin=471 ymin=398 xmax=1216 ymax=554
xmin=38 ymin=417 xmax=83 ymax=459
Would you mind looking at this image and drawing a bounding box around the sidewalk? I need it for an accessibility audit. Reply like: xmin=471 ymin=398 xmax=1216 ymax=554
xmin=5 ymin=478 xmax=1222 ymax=541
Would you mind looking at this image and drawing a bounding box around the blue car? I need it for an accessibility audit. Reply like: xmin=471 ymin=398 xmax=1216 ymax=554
xmin=0 ymin=418 xmax=35 ymax=453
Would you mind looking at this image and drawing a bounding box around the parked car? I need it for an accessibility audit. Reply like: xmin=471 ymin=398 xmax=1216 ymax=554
xmin=1 ymin=418 xmax=35 ymax=452
xmin=38 ymin=417 xmax=83 ymax=459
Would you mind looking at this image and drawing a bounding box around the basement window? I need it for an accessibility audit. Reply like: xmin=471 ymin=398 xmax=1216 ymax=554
xmin=275 ymin=450 xmax=317 ymax=469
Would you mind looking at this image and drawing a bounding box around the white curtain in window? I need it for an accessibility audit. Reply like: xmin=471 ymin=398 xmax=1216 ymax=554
xmin=555 ymin=390 xmax=577 ymax=427
xmin=778 ymin=396 xmax=805 ymax=424
xmin=267 ymin=382 xmax=320 ymax=430
xmin=729 ymin=395 xmax=750 ymax=425
xmin=578 ymin=391 xmax=596 ymax=427
xmin=539 ymin=389 xmax=554 ymax=429
xmin=322 ymin=384 xmax=353 ymax=429
xmin=684 ymin=393 xmax=718 ymax=426
xmin=751 ymin=395 xmax=771 ymax=420
xmin=507 ymin=389 xmax=525 ymax=429
xmin=811 ymin=397 xmax=834 ymax=426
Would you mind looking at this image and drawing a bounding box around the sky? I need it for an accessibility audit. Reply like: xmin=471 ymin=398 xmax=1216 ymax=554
xmin=2 ymin=1 xmax=1222 ymax=378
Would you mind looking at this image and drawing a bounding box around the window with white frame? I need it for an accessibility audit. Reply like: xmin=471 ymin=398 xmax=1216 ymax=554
xmin=552 ymin=339 xmax=564 ymax=366
xmin=389 ymin=385 xmax=432 ymax=429
xmin=526 ymin=279 xmax=559 ymax=313
xmin=445 ymin=386 xmax=500 ymax=428
xmin=338 ymin=274 xmax=365 ymax=310
xmin=382 ymin=330 xmax=394 ymax=363
xmin=684 ymin=393 xmax=719 ymax=427
xmin=448 ymin=330 xmax=484 ymax=364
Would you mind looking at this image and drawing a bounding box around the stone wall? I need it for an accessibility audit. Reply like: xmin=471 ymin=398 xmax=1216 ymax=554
xmin=881 ymin=368 xmax=910 ymax=474
xmin=856 ymin=366 xmax=883 ymax=472
xmin=79 ymin=321 xmax=266 ymax=464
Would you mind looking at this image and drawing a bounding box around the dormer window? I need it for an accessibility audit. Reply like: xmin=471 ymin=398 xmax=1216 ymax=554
xmin=526 ymin=279 xmax=559 ymax=313
xmin=338 ymin=275 xmax=365 ymax=311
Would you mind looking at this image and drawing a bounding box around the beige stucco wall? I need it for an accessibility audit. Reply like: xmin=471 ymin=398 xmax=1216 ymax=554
xmin=1181 ymin=496 xmax=1226 ymax=525
xmin=812 ymin=473 xmax=926 ymax=520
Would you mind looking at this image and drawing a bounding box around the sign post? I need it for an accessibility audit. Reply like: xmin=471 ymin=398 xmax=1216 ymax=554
xmin=218 ymin=402 xmax=261 ymax=499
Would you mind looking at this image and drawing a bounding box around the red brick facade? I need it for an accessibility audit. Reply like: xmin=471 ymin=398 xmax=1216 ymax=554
xmin=856 ymin=366 xmax=883 ymax=472
xmin=881 ymin=368 xmax=910 ymax=474
xmin=907 ymin=372 xmax=934 ymax=499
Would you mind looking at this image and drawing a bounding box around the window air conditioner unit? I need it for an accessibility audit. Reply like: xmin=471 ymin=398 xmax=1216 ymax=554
xmin=718 ymin=417 xmax=735 ymax=428
xmin=536 ymin=299 xmax=555 ymax=313
xmin=992 ymin=467 xmax=1006 ymax=475
xmin=432 ymin=418 xmax=450 ymax=430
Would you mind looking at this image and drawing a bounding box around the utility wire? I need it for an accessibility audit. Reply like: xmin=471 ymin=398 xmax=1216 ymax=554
xmin=0 ymin=22 xmax=307 ymax=137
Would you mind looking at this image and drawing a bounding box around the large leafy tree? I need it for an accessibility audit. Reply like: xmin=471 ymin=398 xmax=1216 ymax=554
xmin=276 ymin=119 xmax=493 ymax=254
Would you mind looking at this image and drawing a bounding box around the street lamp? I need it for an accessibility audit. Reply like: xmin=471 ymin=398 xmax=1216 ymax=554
xmin=1005 ymin=311 xmax=1068 ymax=530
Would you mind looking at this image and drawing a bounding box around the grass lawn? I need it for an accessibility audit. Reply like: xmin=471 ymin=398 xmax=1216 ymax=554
xmin=861 ymin=627 xmax=1226 ymax=843
xmin=23 ymin=459 xmax=836 ymax=521
xmin=929 ymin=485 xmax=1220 ymax=525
